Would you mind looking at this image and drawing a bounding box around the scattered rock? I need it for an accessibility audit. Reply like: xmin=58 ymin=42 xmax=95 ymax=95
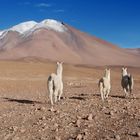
xmin=83 ymin=129 xmax=88 ymax=135
xmin=39 ymin=116 xmax=46 ymax=120
xmin=76 ymin=134 xmax=83 ymax=140
xmin=76 ymin=119 xmax=81 ymax=127
xmin=115 ymin=134 xmax=120 ymax=140
xmin=55 ymin=136 xmax=61 ymax=140
xmin=12 ymin=136 xmax=20 ymax=140
xmin=20 ymin=128 xmax=26 ymax=133
xmin=9 ymin=126 xmax=18 ymax=132
xmin=110 ymin=111 xmax=114 ymax=116
xmin=54 ymin=123 xmax=59 ymax=128
xmin=130 ymin=131 xmax=138 ymax=137
xmin=49 ymin=107 xmax=56 ymax=112
xmin=136 ymin=131 xmax=140 ymax=137
xmin=41 ymin=107 xmax=46 ymax=111
xmin=77 ymin=116 xmax=82 ymax=119
xmin=87 ymin=113 xmax=93 ymax=121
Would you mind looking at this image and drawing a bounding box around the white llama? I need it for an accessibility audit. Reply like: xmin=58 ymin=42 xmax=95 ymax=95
xmin=98 ymin=68 xmax=111 ymax=101
xmin=47 ymin=62 xmax=63 ymax=105
xmin=121 ymin=67 xmax=134 ymax=97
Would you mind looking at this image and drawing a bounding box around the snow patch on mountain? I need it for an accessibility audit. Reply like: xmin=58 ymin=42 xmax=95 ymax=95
xmin=0 ymin=19 xmax=67 ymax=39
xmin=0 ymin=30 xmax=8 ymax=39
xmin=0 ymin=31 xmax=4 ymax=36
xmin=10 ymin=21 xmax=37 ymax=34
xmin=41 ymin=19 xmax=67 ymax=32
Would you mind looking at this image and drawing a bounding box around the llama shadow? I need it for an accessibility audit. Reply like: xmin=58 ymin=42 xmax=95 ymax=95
xmin=69 ymin=96 xmax=86 ymax=101
xmin=92 ymin=93 xmax=101 ymax=97
xmin=3 ymin=97 xmax=42 ymax=104
xmin=78 ymin=93 xmax=89 ymax=96
xmin=110 ymin=95 xmax=125 ymax=99
xmin=110 ymin=95 xmax=139 ymax=100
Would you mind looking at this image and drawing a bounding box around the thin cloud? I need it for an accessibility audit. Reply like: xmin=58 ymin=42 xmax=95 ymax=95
xmin=35 ymin=3 xmax=52 ymax=8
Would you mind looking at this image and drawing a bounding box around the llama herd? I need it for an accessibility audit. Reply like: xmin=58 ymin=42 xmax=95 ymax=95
xmin=47 ymin=62 xmax=134 ymax=105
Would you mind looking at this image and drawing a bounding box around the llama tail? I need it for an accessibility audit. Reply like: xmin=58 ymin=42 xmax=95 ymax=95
xmin=48 ymin=75 xmax=55 ymax=91
xmin=98 ymin=78 xmax=103 ymax=87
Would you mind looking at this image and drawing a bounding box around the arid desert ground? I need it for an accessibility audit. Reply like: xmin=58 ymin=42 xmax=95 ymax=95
xmin=0 ymin=60 xmax=140 ymax=140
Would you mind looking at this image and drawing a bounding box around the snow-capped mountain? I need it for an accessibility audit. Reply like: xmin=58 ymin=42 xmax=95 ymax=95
xmin=10 ymin=21 xmax=37 ymax=34
xmin=0 ymin=19 xmax=139 ymax=66
xmin=0 ymin=19 xmax=67 ymax=39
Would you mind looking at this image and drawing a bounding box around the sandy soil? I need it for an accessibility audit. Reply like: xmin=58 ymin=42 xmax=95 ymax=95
xmin=0 ymin=61 xmax=140 ymax=140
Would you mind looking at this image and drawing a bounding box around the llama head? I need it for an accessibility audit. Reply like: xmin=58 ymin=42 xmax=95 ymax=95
xmin=122 ymin=67 xmax=127 ymax=76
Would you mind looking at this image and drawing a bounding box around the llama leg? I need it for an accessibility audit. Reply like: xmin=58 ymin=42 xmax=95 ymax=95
xmin=99 ymin=84 xmax=104 ymax=101
xmin=104 ymin=90 xmax=107 ymax=99
xmin=58 ymin=83 xmax=63 ymax=101
xmin=103 ymin=89 xmax=107 ymax=99
xmin=101 ymin=89 xmax=105 ymax=101
xmin=58 ymin=89 xmax=63 ymax=101
xmin=54 ymin=89 xmax=58 ymax=103
xmin=124 ymin=88 xmax=128 ymax=97
xmin=49 ymin=89 xmax=54 ymax=105
xmin=106 ymin=89 xmax=110 ymax=99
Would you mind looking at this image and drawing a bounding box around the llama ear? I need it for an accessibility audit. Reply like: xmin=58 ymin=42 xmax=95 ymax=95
xmin=57 ymin=62 xmax=60 ymax=65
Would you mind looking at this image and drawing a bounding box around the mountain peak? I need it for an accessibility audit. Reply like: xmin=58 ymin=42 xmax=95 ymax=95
xmin=0 ymin=19 xmax=67 ymax=39
xmin=40 ymin=19 xmax=67 ymax=32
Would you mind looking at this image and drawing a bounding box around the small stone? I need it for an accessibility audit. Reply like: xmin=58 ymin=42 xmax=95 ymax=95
xmin=41 ymin=107 xmax=46 ymax=111
xmin=55 ymin=136 xmax=61 ymax=140
xmin=76 ymin=134 xmax=82 ymax=140
xmin=136 ymin=131 xmax=140 ymax=137
xmin=42 ymin=116 xmax=46 ymax=120
xmin=77 ymin=116 xmax=82 ymax=119
xmin=76 ymin=119 xmax=81 ymax=127
xmin=54 ymin=123 xmax=59 ymax=128
xmin=87 ymin=114 xmax=93 ymax=121
xmin=49 ymin=107 xmax=56 ymax=112
xmin=115 ymin=135 xmax=120 ymax=140
xmin=13 ymin=126 xmax=18 ymax=131
xmin=131 ymin=132 xmax=137 ymax=136
xmin=9 ymin=126 xmax=18 ymax=132
xmin=83 ymin=129 xmax=88 ymax=135
xmin=110 ymin=111 xmax=114 ymax=116
xmin=20 ymin=128 xmax=26 ymax=133
xmin=12 ymin=136 xmax=20 ymax=140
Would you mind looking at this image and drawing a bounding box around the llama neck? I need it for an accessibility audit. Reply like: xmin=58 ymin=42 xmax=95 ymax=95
xmin=105 ymin=72 xmax=110 ymax=81
xmin=107 ymin=73 xmax=110 ymax=81
xmin=56 ymin=66 xmax=62 ymax=79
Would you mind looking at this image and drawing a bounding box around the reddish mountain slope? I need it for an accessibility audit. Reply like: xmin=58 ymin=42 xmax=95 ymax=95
xmin=0 ymin=19 xmax=139 ymax=66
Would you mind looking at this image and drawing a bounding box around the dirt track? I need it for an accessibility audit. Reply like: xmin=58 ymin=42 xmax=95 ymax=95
xmin=0 ymin=61 xmax=140 ymax=140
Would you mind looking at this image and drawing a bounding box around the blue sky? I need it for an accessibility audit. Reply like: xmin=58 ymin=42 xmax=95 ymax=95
xmin=0 ymin=0 xmax=140 ymax=48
